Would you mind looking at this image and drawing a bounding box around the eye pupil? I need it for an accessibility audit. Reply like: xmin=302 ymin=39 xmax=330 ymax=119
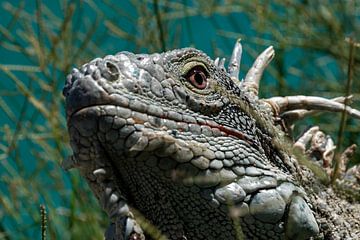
xmin=194 ymin=72 xmax=204 ymax=84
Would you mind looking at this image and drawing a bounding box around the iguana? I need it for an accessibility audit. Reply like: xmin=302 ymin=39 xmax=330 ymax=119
xmin=62 ymin=40 xmax=360 ymax=239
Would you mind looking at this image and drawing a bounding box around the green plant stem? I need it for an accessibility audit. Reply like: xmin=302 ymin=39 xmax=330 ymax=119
xmin=332 ymin=37 xmax=356 ymax=184
xmin=153 ymin=0 xmax=166 ymax=51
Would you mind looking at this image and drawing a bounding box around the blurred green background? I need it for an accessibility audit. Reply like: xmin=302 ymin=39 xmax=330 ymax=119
xmin=0 ymin=0 xmax=359 ymax=239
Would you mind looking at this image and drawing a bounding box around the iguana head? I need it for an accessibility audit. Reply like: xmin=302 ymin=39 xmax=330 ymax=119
xmin=63 ymin=45 xmax=320 ymax=239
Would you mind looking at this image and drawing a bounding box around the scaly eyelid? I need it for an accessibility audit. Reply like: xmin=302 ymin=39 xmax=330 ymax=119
xmin=181 ymin=60 xmax=209 ymax=77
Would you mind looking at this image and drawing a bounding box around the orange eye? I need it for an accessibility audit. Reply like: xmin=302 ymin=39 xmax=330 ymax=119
xmin=186 ymin=66 xmax=208 ymax=89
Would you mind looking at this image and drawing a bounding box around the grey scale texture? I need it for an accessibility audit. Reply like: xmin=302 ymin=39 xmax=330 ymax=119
xmin=63 ymin=47 xmax=360 ymax=240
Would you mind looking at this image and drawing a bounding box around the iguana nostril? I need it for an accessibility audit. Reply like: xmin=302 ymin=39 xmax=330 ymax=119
xmin=104 ymin=61 xmax=120 ymax=81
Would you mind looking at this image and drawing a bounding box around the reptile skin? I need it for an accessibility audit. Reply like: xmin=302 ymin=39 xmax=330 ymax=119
xmin=63 ymin=47 xmax=360 ymax=239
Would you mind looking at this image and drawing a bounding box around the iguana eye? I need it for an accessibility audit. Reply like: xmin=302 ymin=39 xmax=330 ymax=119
xmin=185 ymin=66 xmax=208 ymax=89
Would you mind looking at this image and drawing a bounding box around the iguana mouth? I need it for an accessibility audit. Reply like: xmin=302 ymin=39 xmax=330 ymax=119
xmin=71 ymin=102 xmax=257 ymax=149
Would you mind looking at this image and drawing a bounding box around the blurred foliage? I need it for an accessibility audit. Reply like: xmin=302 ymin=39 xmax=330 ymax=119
xmin=0 ymin=0 xmax=359 ymax=239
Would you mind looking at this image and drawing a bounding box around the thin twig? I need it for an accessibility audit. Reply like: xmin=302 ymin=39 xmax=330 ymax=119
xmin=40 ymin=204 xmax=47 ymax=240
xmin=332 ymin=37 xmax=356 ymax=184
xmin=153 ymin=0 xmax=166 ymax=51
